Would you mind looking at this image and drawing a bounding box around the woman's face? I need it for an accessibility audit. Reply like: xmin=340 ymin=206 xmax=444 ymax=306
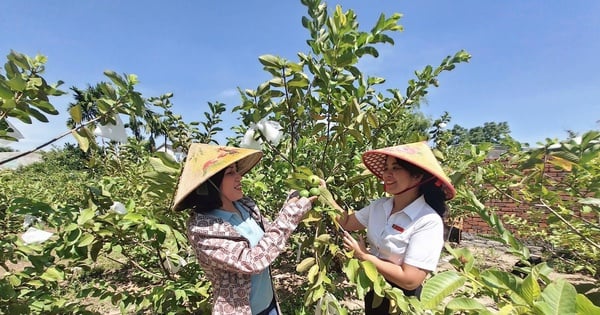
xmin=219 ymin=163 xmax=244 ymax=203
xmin=382 ymin=156 xmax=422 ymax=195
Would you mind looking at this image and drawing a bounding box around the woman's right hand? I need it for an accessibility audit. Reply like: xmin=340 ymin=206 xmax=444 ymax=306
xmin=284 ymin=190 xmax=317 ymax=217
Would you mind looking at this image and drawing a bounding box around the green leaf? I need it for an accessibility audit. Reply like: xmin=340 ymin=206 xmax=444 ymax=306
xmin=66 ymin=228 xmax=82 ymax=245
xmin=7 ymin=76 xmax=26 ymax=91
xmin=356 ymin=268 xmax=373 ymax=295
xmin=90 ymin=240 xmax=103 ymax=262
xmin=480 ymin=269 xmax=519 ymax=292
xmin=576 ymin=293 xmax=600 ymax=315
xmin=72 ymin=129 xmax=90 ymax=152
xmin=386 ymin=288 xmax=410 ymax=312
xmin=287 ymin=76 xmax=310 ymax=88
xmin=28 ymin=279 xmax=44 ymax=288
xmin=175 ymin=289 xmax=186 ymax=301
xmin=0 ymin=281 xmax=16 ymax=299
xmin=8 ymin=50 xmax=31 ymax=70
xmin=445 ymin=297 xmax=493 ymax=315
xmin=534 ymin=279 xmax=577 ymax=315
xmin=361 ymin=260 xmax=379 ymax=282
xmin=77 ymin=208 xmax=95 ymax=225
xmin=518 ymin=273 xmax=541 ymax=304
xmin=69 ymin=104 xmax=83 ymax=124
xmin=149 ymin=153 xmax=180 ymax=172
xmin=258 ymin=55 xmax=282 ymax=68
xmin=420 ymin=270 xmax=466 ymax=309
xmin=26 ymin=106 xmax=49 ymax=122
xmin=78 ymin=233 xmax=95 ymax=247
xmin=40 ymin=267 xmax=64 ymax=282
xmin=103 ymin=70 xmax=128 ymax=89
xmin=30 ymin=100 xmax=58 ymax=115
xmin=1 ymin=98 xmax=17 ymax=110
xmin=356 ymin=46 xmax=379 ymax=58
xmin=123 ymin=212 xmax=144 ymax=222
xmin=343 ymin=258 xmax=360 ymax=282
xmin=0 ymin=83 xmax=13 ymax=99
xmin=7 ymin=107 xmax=32 ymax=123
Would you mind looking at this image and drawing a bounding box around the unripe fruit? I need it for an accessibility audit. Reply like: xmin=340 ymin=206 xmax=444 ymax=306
xmin=299 ymin=189 xmax=310 ymax=198
xmin=309 ymin=187 xmax=321 ymax=196
xmin=308 ymin=175 xmax=321 ymax=187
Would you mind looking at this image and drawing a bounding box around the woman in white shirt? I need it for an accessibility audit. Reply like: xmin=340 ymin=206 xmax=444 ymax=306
xmin=337 ymin=141 xmax=456 ymax=314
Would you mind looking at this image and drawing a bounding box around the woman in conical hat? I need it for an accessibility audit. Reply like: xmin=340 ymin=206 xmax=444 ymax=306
xmin=173 ymin=143 xmax=316 ymax=315
xmin=335 ymin=141 xmax=455 ymax=314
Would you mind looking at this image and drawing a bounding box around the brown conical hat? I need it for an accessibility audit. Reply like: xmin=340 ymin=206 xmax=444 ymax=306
xmin=362 ymin=141 xmax=456 ymax=200
xmin=172 ymin=143 xmax=263 ymax=211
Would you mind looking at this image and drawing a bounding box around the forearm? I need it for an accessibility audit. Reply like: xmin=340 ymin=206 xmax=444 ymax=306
xmin=360 ymin=254 xmax=427 ymax=290
xmin=338 ymin=213 xmax=365 ymax=232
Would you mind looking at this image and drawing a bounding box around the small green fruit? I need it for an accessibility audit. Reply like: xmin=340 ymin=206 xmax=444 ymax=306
xmin=299 ymin=190 xmax=310 ymax=198
xmin=308 ymin=175 xmax=321 ymax=187
xmin=309 ymin=187 xmax=321 ymax=196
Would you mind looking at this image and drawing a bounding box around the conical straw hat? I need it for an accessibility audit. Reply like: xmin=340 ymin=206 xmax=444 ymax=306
xmin=362 ymin=141 xmax=456 ymax=200
xmin=172 ymin=143 xmax=263 ymax=211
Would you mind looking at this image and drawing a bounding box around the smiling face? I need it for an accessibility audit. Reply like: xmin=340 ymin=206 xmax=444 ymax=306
xmin=219 ymin=163 xmax=244 ymax=205
xmin=382 ymin=156 xmax=423 ymax=195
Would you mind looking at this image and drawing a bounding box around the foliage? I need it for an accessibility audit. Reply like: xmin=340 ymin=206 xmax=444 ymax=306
xmin=0 ymin=50 xmax=65 ymax=142
xmin=230 ymin=0 xmax=471 ymax=313
xmin=1 ymin=140 xmax=214 ymax=314
xmin=497 ymin=132 xmax=600 ymax=276
xmin=38 ymin=142 xmax=94 ymax=171
xmin=0 ymin=53 xmax=224 ymax=313
xmin=1 ymin=0 xmax=599 ymax=314
xmin=447 ymin=121 xmax=512 ymax=145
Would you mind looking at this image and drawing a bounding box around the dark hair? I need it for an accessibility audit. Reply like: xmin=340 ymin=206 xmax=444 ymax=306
xmin=179 ymin=168 xmax=226 ymax=213
xmin=396 ymin=158 xmax=447 ymax=217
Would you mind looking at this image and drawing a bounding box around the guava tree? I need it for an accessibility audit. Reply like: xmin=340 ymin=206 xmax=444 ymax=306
xmin=228 ymin=0 xmax=470 ymax=313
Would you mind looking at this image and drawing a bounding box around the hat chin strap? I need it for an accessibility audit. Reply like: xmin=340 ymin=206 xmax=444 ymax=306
xmin=390 ymin=176 xmax=436 ymax=196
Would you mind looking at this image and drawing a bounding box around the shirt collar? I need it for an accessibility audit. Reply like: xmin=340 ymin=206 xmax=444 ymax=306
xmin=385 ymin=195 xmax=427 ymax=220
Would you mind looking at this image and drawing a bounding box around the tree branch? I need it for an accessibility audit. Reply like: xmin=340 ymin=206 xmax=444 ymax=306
xmin=536 ymin=199 xmax=600 ymax=251
xmin=0 ymin=105 xmax=118 ymax=166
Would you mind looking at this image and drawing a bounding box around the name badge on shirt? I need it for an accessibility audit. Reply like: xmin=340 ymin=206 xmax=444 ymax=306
xmin=392 ymin=224 xmax=405 ymax=233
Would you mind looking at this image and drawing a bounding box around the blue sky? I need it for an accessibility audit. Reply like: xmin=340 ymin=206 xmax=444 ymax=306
xmin=2 ymin=0 xmax=599 ymax=151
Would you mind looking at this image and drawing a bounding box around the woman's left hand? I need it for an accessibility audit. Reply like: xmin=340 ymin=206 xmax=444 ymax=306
xmin=342 ymin=231 xmax=369 ymax=260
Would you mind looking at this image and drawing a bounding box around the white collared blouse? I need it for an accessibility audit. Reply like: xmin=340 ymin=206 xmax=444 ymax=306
xmin=354 ymin=195 xmax=444 ymax=271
